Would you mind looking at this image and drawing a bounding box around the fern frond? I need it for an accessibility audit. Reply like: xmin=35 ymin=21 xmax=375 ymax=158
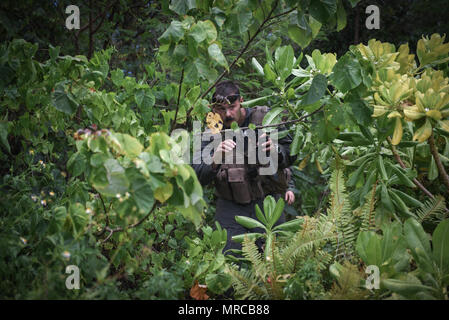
xmin=226 ymin=264 xmax=267 ymax=300
xmin=327 ymin=166 xmax=359 ymax=260
xmin=415 ymin=195 xmax=448 ymax=224
xmin=241 ymin=236 xmax=267 ymax=279
xmin=359 ymin=181 xmax=378 ymax=232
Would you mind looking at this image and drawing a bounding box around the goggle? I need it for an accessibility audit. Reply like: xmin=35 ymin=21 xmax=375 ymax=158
xmin=211 ymin=94 xmax=240 ymax=105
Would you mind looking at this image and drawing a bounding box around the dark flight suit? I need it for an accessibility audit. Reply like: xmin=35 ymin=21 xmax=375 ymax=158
xmin=192 ymin=107 xmax=295 ymax=255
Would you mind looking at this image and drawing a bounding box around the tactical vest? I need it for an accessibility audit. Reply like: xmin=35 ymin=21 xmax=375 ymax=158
xmin=213 ymin=106 xmax=291 ymax=204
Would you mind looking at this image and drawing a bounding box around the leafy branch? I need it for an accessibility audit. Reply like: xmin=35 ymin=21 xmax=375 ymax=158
xmin=184 ymin=0 xmax=283 ymax=121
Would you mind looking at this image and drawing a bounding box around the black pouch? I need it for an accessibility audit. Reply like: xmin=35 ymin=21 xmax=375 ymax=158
xmin=227 ymin=167 xmax=252 ymax=204
xmin=215 ymin=168 xmax=233 ymax=201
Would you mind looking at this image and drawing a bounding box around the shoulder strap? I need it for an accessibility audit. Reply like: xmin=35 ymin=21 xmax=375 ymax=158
xmin=249 ymin=106 xmax=269 ymax=126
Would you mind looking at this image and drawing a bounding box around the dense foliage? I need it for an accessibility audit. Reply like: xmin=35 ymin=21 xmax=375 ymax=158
xmin=1 ymin=0 xmax=448 ymax=300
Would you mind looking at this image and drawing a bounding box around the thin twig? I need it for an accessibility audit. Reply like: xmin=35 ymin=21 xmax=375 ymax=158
xmin=169 ymin=68 xmax=185 ymax=135
xmin=100 ymin=201 xmax=158 ymax=242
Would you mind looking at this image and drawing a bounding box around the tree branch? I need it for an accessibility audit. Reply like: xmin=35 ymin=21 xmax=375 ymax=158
xmin=169 ymin=68 xmax=185 ymax=135
xmin=100 ymin=201 xmax=158 ymax=242
xmin=184 ymin=0 xmax=280 ymax=120
xmin=428 ymin=131 xmax=449 ymax=193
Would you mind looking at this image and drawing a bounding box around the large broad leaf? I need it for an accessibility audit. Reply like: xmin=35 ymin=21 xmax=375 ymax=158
xmin=356 ymin=231 xmax=383 ymax=266
xmin=108 ymin=133 xmax=143 ymax=159
xmin=349 ymin=100 xmax=373 ymax=126
xmin=301 ymin=74 xmax=327 ymax=106
xmin=130 ymin=175 xmax=155 ymax=214
xmin=52 ymin=83 xmax=78 ymax=115
xmin=93 ymin=159 xmax=129 ymax=197
xmin=268 ymin=198 xmax=285 ymax=229
xmin=329 ymin=53 xmax=362 ymax=93
xmin=235 ymin=216 xmax=266 ymax=230
xmin=315 ymin=117 xmax=339 ymax=143
xmin=288 ymin=24 xmax=312 ymax=49
xmin=208 ymin=44 xmax=228 ymax=69
xmin=336 ymin=0 xmax=347 ymax=31
xmin=205 ymin=273 xmax=232 ymax=294
xmin=275 ymin=45 xmax=295 ymax=81
xmin=404 ymin=218 xmax=434 ymax=273
xmin=381 ymin=278 xmax=436 ymax=297
xmin=135 ymin=89 xmax=155 ymax=110
xmin=169 ymin=0 xmax=196 ymax=15
xmin=432 ymin=219 xmax=449 ymax=275
xmin=309 ymin=0 xmax=337 ymax=24
xmin=262 ymin=107 xmax=284 ymax=126
xmin=67 ymin=152 xmax=87 ymax=177
xmin=158 ymin=21 xmax=185 ymax=44
xmin=227 ymin=4 xmax=252 ymax=34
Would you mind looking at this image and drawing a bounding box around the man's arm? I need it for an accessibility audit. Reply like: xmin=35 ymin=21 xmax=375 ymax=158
xmin=191 ymin=138 xmax=220 ymax=186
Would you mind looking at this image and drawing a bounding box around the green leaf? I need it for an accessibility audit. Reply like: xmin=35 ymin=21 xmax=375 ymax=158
xmin=268 ymin=198 xmax=285 ymax=229
xmin=169 ymin=0 xmax=196 ymax=15
xmin=275 ymin=45 xmax=295 ymax=81
xmin=290 ymin=125 xmax=304 ymax=156
xmin=111 ymin=69 xmax=124 ymax=86
xmin=231 ymin=233 xmax=263 ymax=243
xmin=428 ymin=156 xmax=438 ymax=181
xmin=432 ymin=219 xmax=449 ymax=274
xmin=262 ymin=107 xmax=284 ymax=126
xmin=154 ymin=182 xmax=173 ymax=203
xmin=227 ymin=5 xmax=252 ymax=34
xmin=68 ymin=202 xmax=89 ymax=237
xmin=67 ymin=152 xmax=87 ymax=177
xmin=347 ymin=158 xmax=370 ymax=187
xmin=208 ymin=44 xmax=228 ymax=69
xmin=129 ymin=176 xmax=154 ymax=214
xmin=315 ymin=118 xmax=339 ymax=143
xmin=404 ymin=218 xmax=433 ymax=273
xmin=336 ymin=0 xmax=347 ymax=31
xmin=272 ymin=218 xmax=303 ymax=232
xmin=158 ymin=21 xmax=185 ymax=44
xmin=108 ymin=133 xmax=143 ymax=159
xmin=349 ymin=100 xmax=373 ymax=126
xmin=301 ymin=73 xmax=327 ymax=106
xmin=347 ymin=0 xmax=361 ymax=7
xmin=329 ymin=53 xmax=362 ymax=93
xmin=382 ymin=278 xmax=436 ymax=297
xmin=206 ymin=273 xmax=232 ymax=294
xmin=52 ymin=84 xmax=78 ymax=115
xmin=235 ymin=215 xmax=266 ymax=230
xmin=288 ymin=24 xmax=312 ymax=49
xmin=356 ymin=231 xmax=383 ymax=266
xmin=135 ymin=89 xmax=155 ymax=110
xmin=309 ymin=0 xmax=337 ymax=24
xmin=263 ymin=196 xmax=276 ymax=222
xmin=252 ymin=57 xmax=264 ymax=76
xmin=94 ymin=159 xmax=129 ymax=197
xmin=387 ymin=163 xmax=416 ymax=188
xmin=381 ymin=182 xmax=395 ymax=212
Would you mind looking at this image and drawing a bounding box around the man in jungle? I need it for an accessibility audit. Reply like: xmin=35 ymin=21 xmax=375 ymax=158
xmin=192 ymin=80 xmax=296 ymax=255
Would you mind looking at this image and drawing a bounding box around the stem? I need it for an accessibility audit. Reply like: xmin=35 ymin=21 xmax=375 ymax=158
xmin=387 ymin=136 xmax=436 ymax=199
xmin=100 ymin=201 xmax=158 ymax=242
xmin=194 ymin=105 xmax=323 ymax=136
xmin=428 ymin=131 xmax=449 ymax=193
xmin=169 ymin=68 xmax=184 ymax=135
